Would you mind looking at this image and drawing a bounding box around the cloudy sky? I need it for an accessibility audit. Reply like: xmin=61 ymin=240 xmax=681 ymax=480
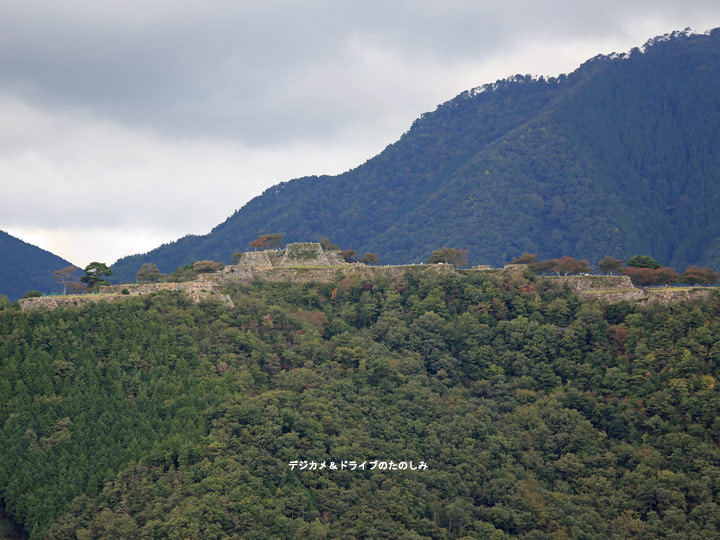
xmin=2 ymin=1 xmax=720 ymax=267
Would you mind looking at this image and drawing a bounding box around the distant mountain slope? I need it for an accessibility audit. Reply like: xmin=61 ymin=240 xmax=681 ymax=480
xmin=0 ymin=230 xmax=75 ymax=300
xmin=111 ymin=28 xmax=720 ymax=283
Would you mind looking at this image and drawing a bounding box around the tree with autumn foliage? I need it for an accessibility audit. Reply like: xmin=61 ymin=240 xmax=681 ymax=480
xmin=555 ymin=256 xmax=591 ymax=276
xmin=249 ymin=233 xmax=284 ymax=250
xmin=622 ymin=266 xmax=657 ymax=286
xmin=248 ymin=238 xmax=266 ymax=250
xmin=53 ymin=265 xmax=80 ymax=295
xmin=620 ymin=265 xmax=678 ymax=286
xmin=621 ymin=264 xmax=716 ymax=286
xmin=529 ymin=259 xmax=559 ymax=274
xmin=653 ymin=267 xmax=680 ymax=285
xmin=680 ymin=266 xmax=720 ymax=286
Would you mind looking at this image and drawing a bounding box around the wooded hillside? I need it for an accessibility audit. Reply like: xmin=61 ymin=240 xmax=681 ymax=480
xmin=2 ymin=270 xmax=720 ymax=538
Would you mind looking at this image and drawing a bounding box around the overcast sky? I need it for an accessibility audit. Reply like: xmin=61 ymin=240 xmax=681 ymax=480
xmin=2 ymin=1 xmax=720 ymax=268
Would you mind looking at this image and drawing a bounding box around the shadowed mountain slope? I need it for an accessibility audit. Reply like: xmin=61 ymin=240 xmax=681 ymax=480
xmin=0 ymin=230 xmax=75 ymax=300
xmin=111 ymin=29 xmax=720 ymax=283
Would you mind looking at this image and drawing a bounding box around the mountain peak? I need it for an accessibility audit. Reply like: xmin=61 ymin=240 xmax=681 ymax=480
xmin=111 ymin=28 xmax=720 ymax=283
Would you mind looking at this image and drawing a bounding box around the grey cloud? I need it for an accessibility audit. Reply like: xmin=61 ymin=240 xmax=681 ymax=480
xmin=2 ymin=0 xmax=720 ymax=266
xmin=2 ymin=0 xmax=718 ymax=146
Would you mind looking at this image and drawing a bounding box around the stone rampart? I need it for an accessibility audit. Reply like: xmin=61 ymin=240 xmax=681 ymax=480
xmin=280 ymin=243 xmax=330 ymax=266
xmin=267 ymin=250 xmax=285 ymax=266
xmin=547 ymin=275 xmax=645 ymax=301
xmin=19 ymin=261 xmax=715 ymax=312
xmin=503 ymin=263 xmax=528 ymax=274
xmin=19 ymin=282 xmax=234 ymax=311
xmin=545 ymin=275 xmax=719 ymax=304
xmin=230 ymin=242 xmax=346 ymax=268
xmin=549 ymin=275 xmax=635 ymax=292
xmin=577 ymin=289 xmax=649 ymax=302
xmin=101 ymin=282 xmax=202 ymax=295
xmin=217 ymin=262 xmax=455 ymax=285
xmin=645 ymin=287 xmax=717 ymax=305
xmin=235 ymin=250 xmax=273 ymax=267
xmin=215 ymin=266 xmax=254 ymax=280
xmin=326 ymin=250 xmax=346 ymax=265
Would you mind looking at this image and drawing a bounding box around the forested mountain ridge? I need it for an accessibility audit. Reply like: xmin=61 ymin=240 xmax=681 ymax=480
xmin=111 ymin=28 xmax=720 ymax=284
xmin=3 ymin=270 xmax=720 ymax=538
xmin=0 ymin=230 xmax=75 ymax=300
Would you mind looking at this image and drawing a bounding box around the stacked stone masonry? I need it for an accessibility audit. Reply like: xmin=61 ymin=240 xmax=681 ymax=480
xmin=18 ymin=240 xmax=717 ymax=311
xmin=232 ymin=242 xmax=343 ymax=268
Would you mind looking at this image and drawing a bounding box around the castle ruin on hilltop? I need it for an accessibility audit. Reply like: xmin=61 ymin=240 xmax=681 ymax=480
xmin=230 ymin=242 xmax=348 ymax=268
xmin=18 ymin=240 xmax=713 ymax=311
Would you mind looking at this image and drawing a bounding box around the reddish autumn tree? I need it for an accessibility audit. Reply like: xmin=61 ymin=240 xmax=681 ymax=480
xmin=67 ymin=281 xmax=87 ymax=295
xmin=653 ymin=267 xmax=680 ymax=285
xmin=680 ymin=266 xmax=720 ymax=286
xmin=607 ymin=325 xmax=628 ymax=351
xmin=262 ymin=233 xmax=284 ymax=249
xmin=249 ymin=237 xmax=267 ymax=250
xmin=53 ymin=265 xmax=80 ymax=295
xmin=249 ymin=233 xmax=284 ymax=251
xmin=622 ymin=266 xmax=657 ymax=286
xmin=555 ymin=256 xmax=591 ymax=276
xmin=529 ymin=259 xmax=559 ymax=274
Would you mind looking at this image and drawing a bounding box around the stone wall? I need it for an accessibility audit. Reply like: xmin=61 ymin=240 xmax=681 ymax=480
xmin=280 ymin=243 xmax=330 ymax=266
xmin=503 ymin=263 xmax=529 ymax=274
xmin=545 ymin=276 xmax=719 ymax=304
xmin=229 ymin=242 xmax=346 ymax=268
xmin=235 ymin=250 xmax=273 ymax=267
xmin=19 ymin=294 xmax=131 ymax=311
xmin=214 ymin=266 xmax=254 ymax=281
xmin=547 ymin=275 xmax=645 ymax=301
xmin=19 ymin=262 xmax=716 ymax=312
xmin=577 ymin=289 xmax=649 ymax=302
xmin=645 ymin=287 xmax=717 ymax=305
xmin=267 ymin=250 xmax=285 ymax=266
xmin=549 ymin=275 xmax=635 ymax=292
xmin=215 ymin=262 xmax=455 ymax=285
xmin=19 ymin=282 xmax=234 ymax=311
xmin=101 ymin=282 xmax=204 ymax=295
xmin=326 ymin=250 xmax=346 ymax=265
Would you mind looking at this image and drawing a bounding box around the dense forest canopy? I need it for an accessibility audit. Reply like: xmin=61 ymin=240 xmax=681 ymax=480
xmin=111 ymin=28 xmax=720 ymax=284
xmin=2 ymin=268 xmax=720 ymax=538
